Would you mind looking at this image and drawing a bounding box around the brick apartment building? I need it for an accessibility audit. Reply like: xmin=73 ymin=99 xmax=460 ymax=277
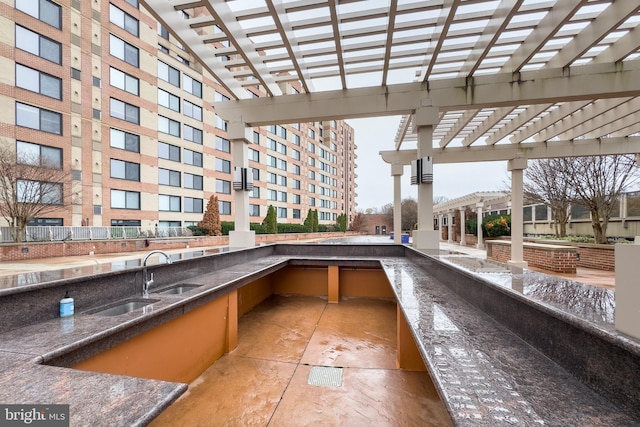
xmin=0 ymin=0 xmax=357 ymax=230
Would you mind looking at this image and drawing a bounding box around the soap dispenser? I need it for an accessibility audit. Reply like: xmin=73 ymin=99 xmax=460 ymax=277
xmin=60 ymin=291 xmax=74 ymax=317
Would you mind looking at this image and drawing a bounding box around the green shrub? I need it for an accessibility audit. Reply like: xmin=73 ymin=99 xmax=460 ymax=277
xmin=482 ymin=214 xmax=511 ymax=237
xmin=277 ymin=223 xmax=306 ymax=234
xmin=187 ymin=225 xmax=209 ymax=236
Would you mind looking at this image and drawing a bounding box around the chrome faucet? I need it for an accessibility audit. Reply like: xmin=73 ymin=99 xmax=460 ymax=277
xmin=142 ymin=250 xmax=173 ymax=298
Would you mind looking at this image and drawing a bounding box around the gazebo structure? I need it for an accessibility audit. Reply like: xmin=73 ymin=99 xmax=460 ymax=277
xmin=144 ymin=0 xmax=640 ymax=266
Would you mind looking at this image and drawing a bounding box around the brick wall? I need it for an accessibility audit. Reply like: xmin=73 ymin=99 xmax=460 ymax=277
xmin=523 ymin=239 xmax=616 ymax=272
xmin=0 ymin=232 xmax=356 ymax=261
xmin=487 ymin=241 xmax=577 ymax=274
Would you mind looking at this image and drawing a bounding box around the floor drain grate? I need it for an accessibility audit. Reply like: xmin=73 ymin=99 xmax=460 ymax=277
xmin=308 ymin=366 xmax=343 ymax=387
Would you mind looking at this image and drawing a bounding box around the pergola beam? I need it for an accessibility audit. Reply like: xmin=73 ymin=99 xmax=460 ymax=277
xmin=215 ymin=59 xmax=640 ymax=125
xmin=382 ymin=136 xmax=640 ymax=165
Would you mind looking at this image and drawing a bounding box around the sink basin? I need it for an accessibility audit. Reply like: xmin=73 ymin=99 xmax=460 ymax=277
xmin=156 ymin=284 xmax=203 ymax=295
xmin=87 ymin=298 xmax=160 ymax=316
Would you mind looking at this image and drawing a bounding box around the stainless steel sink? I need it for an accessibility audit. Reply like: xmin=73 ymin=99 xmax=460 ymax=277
xmin=156 ymin=284 xmax=202 ymax=295
xmin=87 ymin=298 xmax=160 ymax=316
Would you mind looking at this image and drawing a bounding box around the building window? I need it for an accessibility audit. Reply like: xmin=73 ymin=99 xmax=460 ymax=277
xmin=92 ymin=76 xmax=101 ymax=87
xmin=292 ymin=179 xmax=300 ymax=190
xmin=215 ymin=92 xmax=230 ymax=102
xmin=17 ymin=180 xmax=62 ymax=204
xmin=308 ymin=184 xmax=315 ymax=193
xmin=16 ymin=0 xmax=61 ymax=29
xmin=308 ymin=142 xmax=315 ymax=153
xmin=267 ymin=172 xmax=277 ymax=184
xmin=215 ymin=115 xmax=227 ymax=131
xmin=183 ymin=149 xmax=202 ymax=167
xmin=216 ymin=179 xmax=231 ymax=194
xmin=277 ymin=207 xmax=287 ymax=218
xmin=278 ymin=175 xmax=287 ymax=186
xmin=183 ymin=124 xmax=202 ymax=144
xmin=92 ymin=109 xmax=101 ymax=120
xmin=292 ymin=164 xmax=300 ymax=175
xmin=219 ymin=200 xmax=231 ymax=215
xmin=124 ymin=0 xmax=138 ymax=8
xmin=184 ymin=173 xmax=203 ymax=190
xmin=253 ymin=131 xmax=260 ymax=144
xmin=183 ymin=100 xmax=202 ymax=121
xmin=110 ymin=98 xmax=139 ymax=124
xmin=216 ymin=135 xmax=231 ymax=153
xmin=16 ymin=141 xmax=61 ymax=169
xmin=111 ymin=189 xmax=140 ymax=209
xmin=110 ymin=4 xmax=139 ymax=37
xmin=292 ymin=134 xmax=300 ymax=145
xmin=216 ymin=158 xmax=231 ymax=173
xmin=266 ymin=155 xmax=276 ymax=167
xmin=278 ymin=191 xmax=287 ymax=202
xmin=177 ymin=55 xmax=189 ymax=66
xmin=251 ymin=168 xmax=260 ymax=181
xmin=110 ymin=159 xmax=140 ymax=181
xmin=183 ymin=75 xmax=202 ymax=98
xmin=110 ymin=67 xmax=139 ymax=96
xmin=248 ymin=148 xmax=259 ymax=162
xmin=110 ymin=128 xmax=140 ymax=153
xmin=158 ymin=115 xmax=180 ymax=137
xmin=15 ymin=64 xmax=62 ymax=100
xmin=267 ymin=189 xmax=277 ymax=201
xmin=308 ymin=157 xmax=315 ymax=167
xmin=71 ymin=68 xmax=81 ymax=80
xmin=293 ymin=209 xmax=301 ymax=219
xmin=157 ymin=23 xmax=169 ymax=40
xmin=292 ymin=149 xmax=300 ymax=161
xmin=158 ymin=168 xmax=181 ymax=187
xmin=251 ymin=186 xmax=260 ymax=198
xmin=308 ymin=170 xmax=315 ymax=180
xmin=292 ymin=194 xmax=301 ymax=204
xmin=158 ymin=44 xmax=169 ymax=54
xmin=158 ymin=61 xmax=180 ymax=87
xmin=158 ymin=141 xmax=180 ymax=162
xmin=16 ymin=102 xmax=62 ymax=135
xmin=159 ymin=194 xmax=180 ymax=212
xmin=110 ymin=34 xmax=139 ymax=67
xmin=158 ymin=88 xmax=180 ymax=111
xmin=277 ymin=159 xmax=287 ymax=171
xmin=185 ymin=197 xmax=203 ymax=213
xmin=15 ymin=26 xmax=61 ymax=64
xmin=250 ymin=204 xmax=260 ymax=217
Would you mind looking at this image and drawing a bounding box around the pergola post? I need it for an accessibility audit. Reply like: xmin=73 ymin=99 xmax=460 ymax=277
xmin=459 ymin=208 xmax=466 ymax=246
xmin=392 ymin=163 xmax=403 ymax=244
xmin=447 ymin=212 xmax=453 ymax=243
xmin=508 ymin=157 xmax=528 ymax=268
xmin=412 ymin=105 xmax=440 ymax=253
xmin=476 ymin=202 xmax=484 ymax=249
xmin=227 ymin=120 xmax=255 ymax=250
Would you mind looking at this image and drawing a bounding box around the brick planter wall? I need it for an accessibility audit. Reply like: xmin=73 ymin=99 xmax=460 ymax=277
xmin=524 ymin=239 xmax=616 ymax=271
xmin=0 ymin=232 xmax=357 ymax=261
xmin=486 ymin=240 xmax=577 ymax=274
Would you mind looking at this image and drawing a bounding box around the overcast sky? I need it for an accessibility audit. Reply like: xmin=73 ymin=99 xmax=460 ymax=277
xmin=347 ymin=116 xmax=509 ymax=211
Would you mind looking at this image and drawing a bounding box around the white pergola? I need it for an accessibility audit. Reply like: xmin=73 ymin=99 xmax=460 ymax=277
xmin=143 ymin=0 xmax=640 ymax=263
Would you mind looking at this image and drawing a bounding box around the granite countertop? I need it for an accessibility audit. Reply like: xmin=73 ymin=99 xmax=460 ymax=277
xmin=0 ymin=255 xmax=291 ymax=426
xmin=381 ymin=257 xmax=640 ymax=426
xmin=0 ymin=251 xmax=638 ymax=426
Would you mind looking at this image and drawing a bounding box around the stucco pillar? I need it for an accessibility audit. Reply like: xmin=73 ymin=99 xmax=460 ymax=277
xmin=412 ymin=104 xmax=440 ymax=253
xmin=392 ymin=163 xmax=403 ymax=244
xmin=459 ymin=208 xmax=466 ymax=246
xmin=438 ymin=214 xmax=443 ymax=240
xmin=447 ymin=212 xmax=453 ymax=243
xmin=508 ymin=157 xmax=528 ymax=268
xmin=227 ymin=120 xmax=255 ymax=249
xmin=476 ymin=203 xmax=484 ymax=249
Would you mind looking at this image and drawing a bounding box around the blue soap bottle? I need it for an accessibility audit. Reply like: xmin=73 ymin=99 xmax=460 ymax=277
xmin=60 ymin=291 xmax=74 ymax=317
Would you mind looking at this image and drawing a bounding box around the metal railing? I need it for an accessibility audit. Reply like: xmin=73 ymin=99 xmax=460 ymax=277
xmin=0 ymin=226 xmax=194 ymax=243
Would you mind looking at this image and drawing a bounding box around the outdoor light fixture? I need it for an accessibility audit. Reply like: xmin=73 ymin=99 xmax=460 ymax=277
xmin=233 ymin=167 xmax=253 ymax=191
xmin=410 ymin=156 xmax=433 ymax=185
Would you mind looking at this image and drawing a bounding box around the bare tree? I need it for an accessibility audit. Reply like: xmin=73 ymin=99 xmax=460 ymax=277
xmin=350 ymin=212 xmax=365 ymax=232
xmin=0 ymin=143 xmax=70 ymax=242
xmin=559 ymin=155 xmax=638 ymax=244
xmin=524 ymin=159 xmax=573 ymax=238
xmin=401 ymin=198 xmax=418 ymax=230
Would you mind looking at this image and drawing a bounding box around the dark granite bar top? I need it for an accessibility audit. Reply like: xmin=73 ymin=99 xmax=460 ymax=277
xmin=380 ymin=258 xmax=640 ymax=426
xmin=0 ymin=247 xmax=639 ymax=426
